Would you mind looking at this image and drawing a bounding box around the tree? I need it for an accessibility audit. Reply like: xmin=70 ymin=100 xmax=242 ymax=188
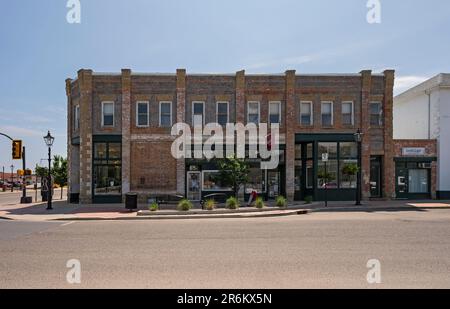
xmin=52 ymin=155 xmax=68 ymax=199
xmin=217 ymin=155 xmax=250 ymax=199
xmin=342 ymin=163 xmax=359 ymax=188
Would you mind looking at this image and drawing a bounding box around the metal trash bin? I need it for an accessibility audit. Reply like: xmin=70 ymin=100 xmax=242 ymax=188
xmin=125 ymin=192 xmax=138 ymax=211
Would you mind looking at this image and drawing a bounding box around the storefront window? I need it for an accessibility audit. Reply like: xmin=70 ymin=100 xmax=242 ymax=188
xmin=306 ymin=160 xmax=313 ymax=189
xmin=409 ymin=169 xmax=428 ymax=193
xmin=318 ymin=142 xmax=337 ymax=159
xmin=93 ymin=141 xmax=122 ymax=196
xmin=202 ymin=171 xmax=231 ymax=191
xmin=340 ymin=159 xmax=358 ymax=188
xmin=295 ymin=161 xmax=302 ymax=191
xmin=318 ymin=160 xmax=338 ymax=189
xmin=245 ymin=168 xmax=264 ymax=194
xmin=340 ymin=142 xmax=357 ymax=158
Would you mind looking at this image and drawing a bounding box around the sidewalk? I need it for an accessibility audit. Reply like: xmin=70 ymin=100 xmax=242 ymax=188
xmin=1 ymin=199 xmax=450 ymax=222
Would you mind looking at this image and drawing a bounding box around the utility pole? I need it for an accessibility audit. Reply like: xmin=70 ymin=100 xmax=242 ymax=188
xmin=10 ymin=164 xmax=14 ymax=192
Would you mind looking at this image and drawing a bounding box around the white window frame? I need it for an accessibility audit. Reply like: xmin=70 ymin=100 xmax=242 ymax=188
xmin=159 ymin=101 xmax=173 ymax=127
xmin=247 ymin=101 xmax=260 ymax=124
xmin=202 ymin=170 xmax=232 ymax=192
xmin=74 ymin=105 xmax=80 ymax=130
xmin=192 ymin=101 xmax=205 ymax=126
xmin=341 ymin=101 xmax=354 ymax=126
xmin=300 ymin=101 xmax=313 ymax=126
xmin=136 ymin=101 xmax=150 ymax=127
xmin=321 ymin=101 xmax=334 ymax=126
xmin=268 ymin=101 xmax=281 ymax=125
xmin=101 ymin=101 xmax=115 ymax=127
xmin=216 ymin=101 xmax=229 ymax=125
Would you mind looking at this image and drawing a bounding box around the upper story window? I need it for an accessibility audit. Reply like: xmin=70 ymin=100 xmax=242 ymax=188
xmin=192 ymin=101 xmax=205 ymax=127
xmin=269 ymin=101 xmax=281 ymax=125
xmin=102 ymin=101 xmax=114 ymax=127
xmin=370 ymin=102 xmax=383 ymax=126
xmin=247 ymin=101 xmax=260 ymax=125
xmin=74 ymin=105 xmax=80 ymax=131
xmin=136 ymin=101 xmax=149 ymax=127
xmin=341 ymin=101 xmax=354 ymax=125
xmin=300 ymin=101 xmax=313 ymax=126
xmin=160 ymin=101 xmax=172 ymax=127
xmin=216 ymin=102 xmax=229 ymax=126
xmin=321 ymin=101 xmax=333 ymax=127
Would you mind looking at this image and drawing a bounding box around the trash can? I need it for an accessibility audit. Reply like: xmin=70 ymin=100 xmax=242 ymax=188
xmin=125 ymin=192 xmax=138 ymax=211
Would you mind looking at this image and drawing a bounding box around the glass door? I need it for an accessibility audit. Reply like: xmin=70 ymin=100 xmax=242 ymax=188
xmin=267 ymin=171 xmax=280 ymax=199
xmin=370 ymin=156 xmax=382 ymax=198
xmin=187 ymin=172 xmax=201 ymax=201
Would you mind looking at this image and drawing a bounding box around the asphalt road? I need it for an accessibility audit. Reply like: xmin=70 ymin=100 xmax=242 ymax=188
xmin=0 ymin=188 xmax=66 ymax=206
xmin=1 ymin=209 xmax=450 ymax=288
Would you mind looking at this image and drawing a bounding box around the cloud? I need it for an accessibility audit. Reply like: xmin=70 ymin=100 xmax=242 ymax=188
xmin=394 ymin=75 xmax=430 ymax=96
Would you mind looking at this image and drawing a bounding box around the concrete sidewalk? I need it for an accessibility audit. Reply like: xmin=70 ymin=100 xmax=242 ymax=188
xmin=1 ymin=199 xmax=450 ymax=222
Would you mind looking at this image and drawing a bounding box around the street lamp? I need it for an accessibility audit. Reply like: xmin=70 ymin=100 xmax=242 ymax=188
xmin=43 ymin=131 xmax=55 ymax=210
xmin=354 ymin=129 xmax=363 ymax=206
xmin=10 ymin=164 xmax=14 ymax=192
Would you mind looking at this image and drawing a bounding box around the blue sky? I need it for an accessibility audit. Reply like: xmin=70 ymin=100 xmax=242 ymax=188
xmin=1 ymin=0 xmax=450 ymax=173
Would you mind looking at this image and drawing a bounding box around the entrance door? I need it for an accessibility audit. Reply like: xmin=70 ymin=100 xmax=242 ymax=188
xmin=267 ymin=171 xmax=280 ymax=199
xmin=370 ymin=156 xmax=382 ymax=198
xmin=395 ymin=166 xmax=409 ymax=199
xmin=187 ymin=172 xmax=201 ymax=201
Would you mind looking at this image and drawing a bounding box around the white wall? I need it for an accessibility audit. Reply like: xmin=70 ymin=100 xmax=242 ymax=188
xmin=394 ymin=93 xmax=430 ymax=139
xmin=438 ymin=89 xmax=450 ymax=191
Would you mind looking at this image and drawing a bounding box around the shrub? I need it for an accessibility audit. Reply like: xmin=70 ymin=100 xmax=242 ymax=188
xmin=205 ymin=199 xmax=216 ymax=211
xmin=226 ymin=196 xmax=240 ymax=209
xmin=304 ymin=195 xmax=313 ymax=204
xmin=177 ymin=199 xmax=193 ymax=211
xmin=149 ymin=202 xmax=159 ymax=212
xmin=276 ymin=196 xmax=287 ymax=208
xmin=255 ymin=197 xmax=265 ymax=209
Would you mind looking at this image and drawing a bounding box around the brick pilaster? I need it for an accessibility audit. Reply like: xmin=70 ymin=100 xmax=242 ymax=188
xmin=66 ymin=78 xmax=72 ymax=201
xmin=285 ymin=70 xmax=296 ymax=201
xmin=176 ymin=69 xmax=186 ymax=196
xmin=236 ymin=70 xmax=246 ymax=124
xmin=78 ymin=69 xmax=93 ymax=204
xmin=121 ymin=69 xmax=132 ymax=196
xmin=360 ymin=70 xmax=372 ymax=199
xmin=383 ymin=70 xmax=395 ymax=199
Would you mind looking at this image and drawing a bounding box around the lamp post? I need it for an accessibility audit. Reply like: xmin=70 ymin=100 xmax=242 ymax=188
xmin=43 ymin=131 xmax=55 ymax=210
xmin=10 ymin=164 xmax=14 ymax=192
xmin=354 ymin=129 xmax=363 ymax=206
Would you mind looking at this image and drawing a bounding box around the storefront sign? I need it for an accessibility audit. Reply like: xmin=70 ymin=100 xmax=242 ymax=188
xmin=402 ymin=148 xmax=426 ymax=156
xmin=322 ymin=153 xmax=329 ymax=162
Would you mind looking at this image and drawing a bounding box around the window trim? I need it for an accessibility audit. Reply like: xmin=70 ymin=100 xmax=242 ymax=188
xmin=74 ymin=104 xmax=80 ymax=131
xmin=321 ymin=101 xmax=334 ymax=127
xmin=136 ymin=101 xmax=150 ymax=128
xmin=300 ymin=101 xmax=313 ymax=126
xmin=247 ymin=101 xmax=260 ymax=124
xmin=216 ymin=101 xmax=229 ymax=125
xmin=159 ymin=101 xmax=173 ymax=127
xmin=268 ymin=101 xmax=282 ymax=125
xmin=341 ymin=101 xmax=354 ymax=126
xmin=192 ymin=101 xmax=205 ymax=126
xmin=101 ymin=101 xmax=115 ymax=127
xmin=369 ymin=101 xmax=383 ymax=126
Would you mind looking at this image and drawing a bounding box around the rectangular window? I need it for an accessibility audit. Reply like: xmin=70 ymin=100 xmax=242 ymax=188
xmin=370 ymin=102 xmax=383 ymax=126
xmin=216 ymin=102 xmax=229 ymax=126
xmin=136 ymin=101 xmax=149 ymax=127
xmin=202 ymin=171 xmax=231 ymax=191
xmin=93 ymin=141 xmax=122 ymax=196
xmin=340 ymin=159 xmax=358 ymax=189
xmin=269 ymin=101 xmax=281 ymax=125
xmin=159 ymin=101 xmax=172 ymax=127
xmin=74 ymin=105 xmax=80 ymax=130
xmin=318 ymin=160 xmax=338 ymax=189
xmin=245 ymin=168 xmax=264 ymax=194
xmin=192 ymin=101 xmax=204 ymax=126
xmin=321 ymin=102 xmax=333 ymax=126
xmin=102 ymin=102 xmax=114 ymax=127
xmin=247 ymin=101 xmax=260 ymax=124
xmin=408 ymin=169 xmax=429 ymax=193
xmin=341 ymin=101 xmax=354 ymax=125
xmin=300 ymin=102 xmax=313 ymax=125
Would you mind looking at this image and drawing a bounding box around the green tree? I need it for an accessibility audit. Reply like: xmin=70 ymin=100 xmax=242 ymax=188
xmin=342 ymin=163 xmax=359 ymax=188
xmin=52 ymin=155 xmax=68 ymax=199
xmin=217 ymin=155 xmax=250 ymax=199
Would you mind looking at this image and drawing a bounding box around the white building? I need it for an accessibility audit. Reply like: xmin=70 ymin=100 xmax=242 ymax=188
xmin=394 ymin=73 xmax=450 ymax=199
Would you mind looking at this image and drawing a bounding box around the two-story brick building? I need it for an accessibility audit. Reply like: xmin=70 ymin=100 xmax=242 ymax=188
xmin=66 ymin=69 xmax=395 ymax=204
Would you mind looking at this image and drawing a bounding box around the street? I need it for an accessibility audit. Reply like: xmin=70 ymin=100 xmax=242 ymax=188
xmin=1 ymin=209 xmax=450 ymax=288
xmin=0 ymin=188 xmax=66 ymax=206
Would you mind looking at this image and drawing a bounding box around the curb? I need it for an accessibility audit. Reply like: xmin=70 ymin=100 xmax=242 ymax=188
xmin=308 ymin=205 xmax=450 ymax=213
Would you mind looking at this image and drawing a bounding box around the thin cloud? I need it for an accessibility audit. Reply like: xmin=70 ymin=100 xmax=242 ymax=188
xmin=394 ymin=75 xmax=430 ymax=96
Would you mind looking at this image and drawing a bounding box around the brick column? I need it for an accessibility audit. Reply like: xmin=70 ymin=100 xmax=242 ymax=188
xmin=176 ymin=69 xmax=186 ymax=196
xmin=383 ymin=70 xmax=395 ymax=199
xmin=78 ymin=69 xmax=93 ymax=204
xmin=285 ymin=70 xmax=296 ymax=201
xmin=121 ymin=69 xmax=132 ymax=196
xmin=360 ymin=70 xmax=372 ymax=199
xmin=236 ymin=70 xmax=246 ymax=124
xmin=66 ymin=78 xmax=72 ymax=201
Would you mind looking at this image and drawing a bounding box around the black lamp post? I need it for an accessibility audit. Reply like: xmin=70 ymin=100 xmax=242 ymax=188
xmin=10 ymin=164 xmax=14 ymax=192
xmin=354 ymin=129 xmax=363 ymax=206
xmin=43 ymin=131 xmax=55 ymax=210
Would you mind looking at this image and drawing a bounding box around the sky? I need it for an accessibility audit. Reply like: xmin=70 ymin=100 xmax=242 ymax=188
xmin=0 ymin=0 xmax=450 ymax=173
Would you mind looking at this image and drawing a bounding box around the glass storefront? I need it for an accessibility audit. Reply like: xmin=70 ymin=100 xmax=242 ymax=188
xmin=93 ymin=141 xmax=122 ymax=200
xmin=395 ymin=160 xmax=432 ymax=199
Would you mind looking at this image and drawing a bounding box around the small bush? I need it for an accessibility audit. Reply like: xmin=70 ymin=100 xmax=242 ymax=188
xmin=304 ymin=195 xmax=313 ymax=204
xmin=149 ymin=202 xmax=159 ymax=212
xmin=226 ymin=196 xmax=240 ymax=209
xmin=177 ymin=199 xmax=193 ymax=211
xmin=276 ymin=196 xmax=287 ymax=208
xmin=205 ymin=199 xmax=216 ymax=211
xmin=255 ymin=197 xmax=265 ymax=209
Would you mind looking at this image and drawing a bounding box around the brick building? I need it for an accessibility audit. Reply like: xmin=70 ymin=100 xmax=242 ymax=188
xmin=66 ymin=69 xmax=395 ymax=204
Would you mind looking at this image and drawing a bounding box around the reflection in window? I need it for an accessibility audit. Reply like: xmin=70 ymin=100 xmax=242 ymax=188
xmin=245 ymin=168 xmax=263 ymax=194
xmin=340 ymin=160 xmax=358 ymax=188
xmin=202 ymin=171 xmax=231 ymax=191
xmin=340 ymin=142 xmax=357 ymax=158
xmin=93 ymin=141 xmax=122 ymax=196
xmin=94 ymin=143 xmax=107 ymax=159
xmin=318 ymin=142 xmax=337 ymax=159
xmin=318 ymin=160 xmax=338 ymax=189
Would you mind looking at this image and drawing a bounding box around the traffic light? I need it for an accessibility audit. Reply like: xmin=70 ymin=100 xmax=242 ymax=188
xmin=25 ymin=169 xmax=32 ymax=176
xmin=17 ymin=169 xmax=24 ymax=176
xmin=12 ymin=140 xmax=22 ymax=160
